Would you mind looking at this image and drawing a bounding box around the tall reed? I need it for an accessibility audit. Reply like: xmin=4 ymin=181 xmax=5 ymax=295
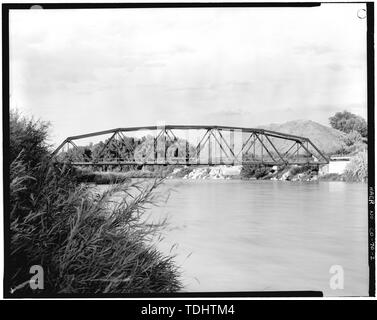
xmin=9 ymin=111 xmax=181 ymax=295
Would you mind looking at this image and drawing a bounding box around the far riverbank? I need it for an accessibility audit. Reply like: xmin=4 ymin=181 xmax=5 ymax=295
xmin=75 ymin=161 xmax=367 ymax=184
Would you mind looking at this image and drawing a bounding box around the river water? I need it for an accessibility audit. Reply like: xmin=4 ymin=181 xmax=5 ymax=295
xmin=145 ymin=179 xmax=368 ymax=296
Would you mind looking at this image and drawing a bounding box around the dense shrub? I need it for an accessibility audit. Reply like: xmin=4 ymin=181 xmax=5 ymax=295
xmin=10 ymin=110 xmax=50 ymax=168
xmin=329 ymin=110 xmax=367 ymax=137
xmin=333 ymin=130 xmax=367 ymax=156
xmin=344 ymin=151 xmax=368 ymax=182
xmin=289 ymin=165 xmax=312 ymax=176
xmin=343 ymin=130 xmax=363 ymax=147
xmin=241 ymin=164 xmax=271 ymax=179
xmin=9 ymin=112 xmax=181 ymax=295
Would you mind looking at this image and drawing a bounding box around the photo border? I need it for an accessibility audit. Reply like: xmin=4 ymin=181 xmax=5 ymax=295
xmin=2 ymin=1 xmax=374 ymax=298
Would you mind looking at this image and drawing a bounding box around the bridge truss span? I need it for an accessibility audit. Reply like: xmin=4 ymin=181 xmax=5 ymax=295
xmin=52 ymin=125 xmax=329 ymax=167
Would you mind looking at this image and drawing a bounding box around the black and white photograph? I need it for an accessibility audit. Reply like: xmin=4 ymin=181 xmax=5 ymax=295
xmin=1 ymin=1 xmax=375 ymax=300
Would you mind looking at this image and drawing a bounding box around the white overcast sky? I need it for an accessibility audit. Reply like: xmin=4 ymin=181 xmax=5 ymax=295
xmin=9 ymin=3 xmax=367 ymax=146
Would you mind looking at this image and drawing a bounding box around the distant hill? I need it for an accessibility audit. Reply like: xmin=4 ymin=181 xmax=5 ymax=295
xmin=259 ymin=120 xmax=345 ymax=154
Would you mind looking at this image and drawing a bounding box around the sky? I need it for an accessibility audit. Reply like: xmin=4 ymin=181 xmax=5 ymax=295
xmin=9 ymin=3 xmax=368 ymax=146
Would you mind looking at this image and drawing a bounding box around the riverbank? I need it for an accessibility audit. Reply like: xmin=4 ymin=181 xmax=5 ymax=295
xmin=170 ymin=164 xmax=320 ymax=182
xmin=75 ymin=153 xmax=367 ymax=183
xmin=77 ymin=164 xmax=319 ymax=183
xmin=80 ymin=162 xmax=368 ymax=183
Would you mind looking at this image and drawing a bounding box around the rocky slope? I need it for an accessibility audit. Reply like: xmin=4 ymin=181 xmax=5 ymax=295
xmin=259 ymin=119 xmax=345 ymax=154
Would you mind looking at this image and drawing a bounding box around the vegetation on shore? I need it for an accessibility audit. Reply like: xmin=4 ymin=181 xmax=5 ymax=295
xmin=343 ymin=150 xmax=368 ymax=182
xmin=9 ymin=111 xmax=181 ymax=295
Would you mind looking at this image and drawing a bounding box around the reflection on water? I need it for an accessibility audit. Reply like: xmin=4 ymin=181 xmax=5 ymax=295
xmin=147 ymin=180 xmax=368 ymax=296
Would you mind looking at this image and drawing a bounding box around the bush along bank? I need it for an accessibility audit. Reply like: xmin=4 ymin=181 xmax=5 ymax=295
xmin=9 ymin=111 xmax=181 ymax=296
xmin=73 ymin=165 xmax=176 ymax=182
xmin=241 ymin=164 xmax=318 ymax=181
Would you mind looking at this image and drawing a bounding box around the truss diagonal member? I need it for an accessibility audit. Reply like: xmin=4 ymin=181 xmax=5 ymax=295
xmin=51 ymin=139 xmax=70 ymax=157
xmin=236 ymin=133 xmax=254 ymax=161
xmin=195 ymin=129 xmax=211 ymax=161
xmin=164 ymin=129 xmax=175 ymax=143
xmin=112 ymin=132 xmax=126 ymax=161
xmin=296 ymin=143 xmax=303 ymax=154
xmin=283 ymin=141 xmax=298 ymax=158
xmin=297 ymin=140 xmax=314 ymax=158
xmin=139 ymin=136 xmax=160 ymax=165
xmin=297 ymin=140 xmax=328 ymax=164
xmin=217 ymin=130 xmax=236 ymax=159
xmin=66 ymin=140 xmax=82 ymax=162
xmin=307 ymin=139 xmax=329 ymax=163
xmin=68 ymin=140 xmax=78 ymax=148
xmin=119 ymin=131 xmax=136 ymax=152
xmin=155 ymin=127 xmax=165 ymax=141
xmin=264 ymin=134 xmax=288 ymax=165
xmin=254 ymin=133 xmax=278 ymax=164
xmin=244 ymin=134 xmax=257 ymax=156
xmin=167 ymin=129 xmax=178 ymax=141
xmin=195 ymin=129 xmax=210 ymax=155
xmin=68 ymin=140 xmax=80 ymax=154
xmin=95 ymin=131 xmax=118 ymax=162
xmin=209 ymin=130 xmax=231 ymax=160
xmin=151 ymin=127 xmax=166 ymax=162
xmin=79 ymin=144 xmax=92 ymax=162
xmin=117 ymin=131 xmax=137 ymax=161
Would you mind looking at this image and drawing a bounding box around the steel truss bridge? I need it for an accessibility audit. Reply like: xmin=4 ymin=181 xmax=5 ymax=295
xmin=52 ymin=125 xmax=329 ymax=168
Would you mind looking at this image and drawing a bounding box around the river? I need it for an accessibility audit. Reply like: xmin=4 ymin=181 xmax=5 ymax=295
xmin=144 ymin=179 xmax=368 ymax=296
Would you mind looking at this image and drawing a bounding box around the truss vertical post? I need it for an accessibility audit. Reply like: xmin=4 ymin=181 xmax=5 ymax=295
xmin=186 ymin=140 xmax=189 ymax=165
xmin=283 ymin=141 xmax=297 ymax=158
xmin=230 ymin=129 xmax=234 ymax=165
xmin=213 ymin=130 xmax=231 ymax=164
xmin=154 ymin=137 xmax=157 ymax=164
xmin=197 ymin=140 xmax=201 ymax=165
xmin=218 ymin=131 xmax=223 ymax=164
xmin=195 ymin=129 xmax=210 ymax=165
xmin=208 ymin=130 xmax=212 ymax=165
xmin=253 ymin=135 xmax=256 ymax=162
xmin=255 ymin=133 xmax=277 ymax=164
xmin=164 ymin=130 xmax=167 ymax=164
xmin=238 ymin=132 xmax=253 ymax=162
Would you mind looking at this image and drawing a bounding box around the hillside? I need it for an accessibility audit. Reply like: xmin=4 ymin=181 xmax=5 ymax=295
xmin=259 ymin=119 xmax=345 ymax=154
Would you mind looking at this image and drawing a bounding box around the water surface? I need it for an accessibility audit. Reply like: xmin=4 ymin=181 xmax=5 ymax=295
xmin=147 ymin=180 xmax=368 ymax=296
